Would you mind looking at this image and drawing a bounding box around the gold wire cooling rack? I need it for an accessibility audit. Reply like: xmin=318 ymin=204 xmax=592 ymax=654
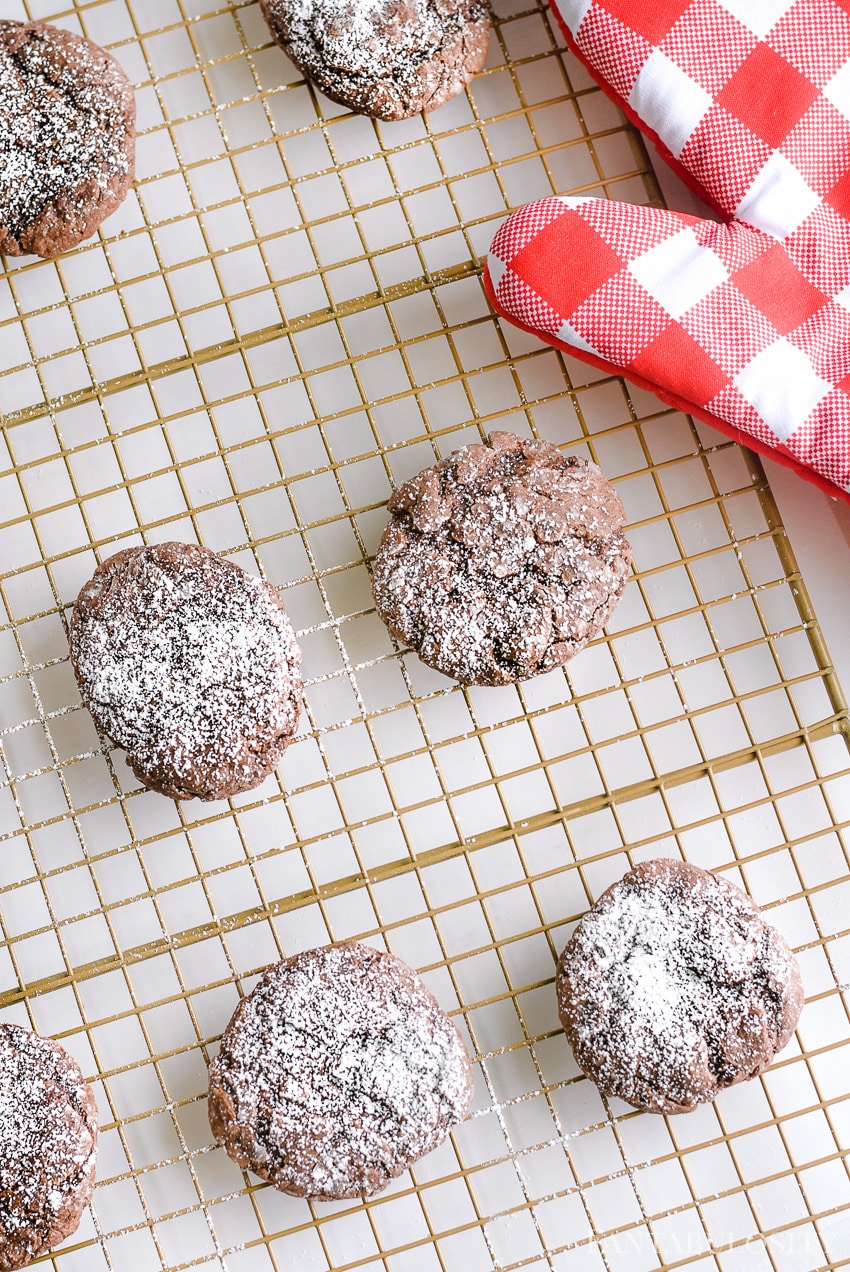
xmin=1 ymin=1 xmax=850 ymax=1269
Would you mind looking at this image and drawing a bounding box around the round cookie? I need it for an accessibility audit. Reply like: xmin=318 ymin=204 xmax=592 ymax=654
xmin=0 ymin=1023 xmax=98 ymax=1270
xmin=0 ymin=20 xmax=135 ymax=258
xmin=371 ymin=431 xmax=632 ymax=685
xmin=556 ymin=859 xmax=804 ymax=1114
xmin=69 ymin=542 xmax=302 ymax=802
xmin=259 ymin=0 xmax=490 ymax=121
xmin=208 ymin=941 xmax=473 ymax=1199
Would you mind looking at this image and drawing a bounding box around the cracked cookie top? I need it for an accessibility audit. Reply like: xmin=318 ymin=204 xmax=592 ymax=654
xmin=259 ymin=0 xmax=490 ymax=120
xmin=208 ymin=942 xmax=473 ymax=1199
xmin=556 ymin=859 xmax=804 ymax=1114
xmin=69 ymin=542 xmax=302 ymax=802
xmin=0 ymin=1024 xmax=98 ymax=1271
xmin=0 ymin=20 xmax=135 ymax=257
xmin=371 ymin=430 xmax=632 ymax=685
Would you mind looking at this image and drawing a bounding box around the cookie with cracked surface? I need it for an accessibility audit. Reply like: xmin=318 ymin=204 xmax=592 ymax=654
xmin=208 ymin=941 xmax=473 ymax=1199
xmin=371 ymin=430 xmax=632 ymax=685
xmin=259 ymin=0 xmax=490 ymax=121
xmin=0 ymin=1023 xmax=98 ymax=1271
xmin=0 ymin=20 xmax=135 ymax=258
xmin=556 ymin=859 xmax=804 ymax=1114
xmin=69 ymin=542 xmax=302 ymax=802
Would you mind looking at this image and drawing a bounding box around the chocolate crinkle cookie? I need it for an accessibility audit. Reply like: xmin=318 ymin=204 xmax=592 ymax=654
xmin=0 ymin=20 xmax=135 ymax=258
xmin=208 ymin=941 xmax=473 ymax=1199
xmin=371 ymin=431 xmax=632 ymax=685
xmin=556 ymin=859 xmax=804 ymax=1114
xmin=69 ymin=542 xmax=302 ymax=802
xmin=259 ymin=0 xmax=490 ymax=121
xmin=0 ymin=1024 xmax=98 ymax=1271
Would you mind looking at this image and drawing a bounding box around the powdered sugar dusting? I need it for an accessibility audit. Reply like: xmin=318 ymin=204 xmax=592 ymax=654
xmin=260 ymin=0 xmax=490 ymax=120
xmin=557 ymin=859 xmax=804 ymax=1113
xmin=0 ymin=20 xmax=135 ymax=256
xmin=69 ymin=543 xmax=302 ymax=801
xmin=208 ymin=942 xmax=473 ymax=1199
xmin=371 ymin=431 xmax=632 ymax=685
xmin=0 ymin=1024 xmax=97 ymax=1269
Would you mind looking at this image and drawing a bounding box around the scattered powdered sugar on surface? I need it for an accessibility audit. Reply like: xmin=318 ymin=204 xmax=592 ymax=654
xmin=371 ymin=431 xmax=632 ymax=684
xmin=0 ymin=1024 xmax=97 ymax=1268
xmin=0 ymin=21 xmax=134 ymax=246
xmin=558 ymin=860 xmax=804 ymax=1113
xmin=70 ymin=543 xmax=302 ymax=800
xmin=261 ymin=0 xmax=490 ymax=119
xmin=209 ymin=942 xmax=473 ymax=1198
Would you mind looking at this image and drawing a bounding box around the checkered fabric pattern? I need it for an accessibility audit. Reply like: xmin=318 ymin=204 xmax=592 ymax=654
xmin=485 ymin=0 xmax=850 ymax=499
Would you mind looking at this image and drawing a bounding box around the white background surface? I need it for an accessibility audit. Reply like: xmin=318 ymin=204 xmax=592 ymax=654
xmin=771 ymin=463 xmax=850 ymax=686
xmin=0 ymin=4 xmax=848 ymax=1270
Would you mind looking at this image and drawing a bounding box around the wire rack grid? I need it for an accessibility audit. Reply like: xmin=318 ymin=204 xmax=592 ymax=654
xmin=1 ymin=1 xmax=849 ymax=1270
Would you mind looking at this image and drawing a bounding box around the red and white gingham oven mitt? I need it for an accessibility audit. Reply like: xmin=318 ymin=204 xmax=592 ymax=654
xmin=485 ymin=0 xmax=850 ymax=501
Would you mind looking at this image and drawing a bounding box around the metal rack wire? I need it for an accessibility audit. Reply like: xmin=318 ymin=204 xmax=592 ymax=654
xmin=1 ymin=1 xmax=849 ymax=1269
